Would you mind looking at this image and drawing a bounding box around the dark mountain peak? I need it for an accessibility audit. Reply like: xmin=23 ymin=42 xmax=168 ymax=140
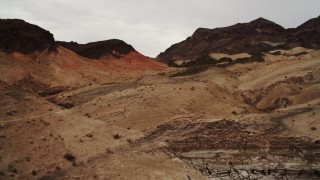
xmin=251 ymin=17 xmax=273 ymax=24
xmin=5 ymin=18 xmax=26 ymax=23
xmin=191 ymin=17 xmax=284 ymax=40
xmin=296 ymin=15 xmax=320 ymax=31
xmin=86 ymin=39 xmax=134 ymax=51
xmin=0 ymin=19 xmax=56 ymax=54
xmin=193 ymin=28 xmax=210 ymax=34
xmin=57 ymin=39 xmax=135 ymax=59
xmin=249 ymin=17 xmax=285 ymax=31
xmin=191 ymin=28 xmax=212 ymax=39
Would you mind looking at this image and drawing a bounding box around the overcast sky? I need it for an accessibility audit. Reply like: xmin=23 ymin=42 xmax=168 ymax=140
xmin=0 ymin=0 xmax=319 ymax=57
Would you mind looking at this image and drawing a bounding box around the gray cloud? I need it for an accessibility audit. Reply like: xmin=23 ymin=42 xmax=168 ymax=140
xmin=0 ymin=0 xmax=319 ymax=57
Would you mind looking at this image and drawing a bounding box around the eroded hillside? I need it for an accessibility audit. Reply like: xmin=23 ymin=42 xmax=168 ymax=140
xmin=1 ymin=46 xmax=320 ymax=179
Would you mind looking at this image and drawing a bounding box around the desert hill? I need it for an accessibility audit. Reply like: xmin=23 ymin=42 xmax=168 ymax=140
xmin=0 ymin=19 xmax=167 ymax=91
xmin=0 ymin=17 xmax=319 ymax=179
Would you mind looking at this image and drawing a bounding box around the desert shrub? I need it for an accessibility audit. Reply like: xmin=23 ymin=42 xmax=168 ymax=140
xmin=311 ymin=127 xmax=317 ymax=131
xmin=113 ymin=134 xmax=121 ymax=139
xmin=63 ymin=153 xmax=75 ymax=162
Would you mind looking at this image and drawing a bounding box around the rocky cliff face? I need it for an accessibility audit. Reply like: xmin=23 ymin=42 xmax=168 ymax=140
xmin=158 ymin=16 xmax=320 ymax=66
xmin=57 ymin=39 xmax=135 ymax=59
xmin=0 ymin=19 xmax=56 ymax=54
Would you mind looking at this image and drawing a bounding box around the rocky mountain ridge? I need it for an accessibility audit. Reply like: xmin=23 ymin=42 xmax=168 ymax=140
xmin=157 ymin=16 xmax=320 ymax=66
